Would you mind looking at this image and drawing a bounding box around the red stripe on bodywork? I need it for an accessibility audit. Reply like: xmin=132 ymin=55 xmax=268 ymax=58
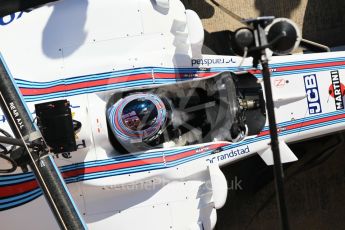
xmin=250 ymin=61 xmax=345 ymax=74
xmin=19 ymin=72 xmax=218 ymax=96
xmin=164 ymin=143 xmax=227 ymax=162
xmin=1 ymin=112 xmax=343 ymax=198
xmin=19 ymin=73 xmax=152 ymax=96
xmin=62 ymin=157 xmax=163 ymax=178
xmin=155 ymin=72 xmax=216 ymax=79
xmin=0 ymin=157 xmax=164 ymax=198
xmin=259 ymin=113 xmax=345 ymax=136
xmin=17 ymin=60 xmax=345 ymax=96
xmin=0 ymin=180 xmax=38 ymax=197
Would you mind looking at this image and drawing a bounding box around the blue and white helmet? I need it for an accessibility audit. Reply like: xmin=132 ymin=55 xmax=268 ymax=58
xmin=107 ymin=93 xmax=170 ymax=149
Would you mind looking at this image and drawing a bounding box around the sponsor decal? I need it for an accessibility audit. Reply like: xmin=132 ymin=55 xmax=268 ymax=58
xmin=0 ymin=12 xmax=25 ymax=26
xmin=183 ymin=73 xmax=199 ymax=78
xmin=9 ymin=102 xmax=24 ymax=129
xmin=303 ymin=74 xmax=322 ymax=114
xmin=191 ymin=58 xmax=236 ymax=66
xmin=196 ymin=147 xmax=209 ymax=153
xmin=329 ymin=70 xmax=345 ymax=110
xmin=206 ymin=145 xmax=249 ymax=163
xmin=217 ymin=145 xmax=249 ymax=161
xmin=274 ymin=78 xmax=286 ymax=88
xmin=0 ymin=104 xmax=80 ymax=123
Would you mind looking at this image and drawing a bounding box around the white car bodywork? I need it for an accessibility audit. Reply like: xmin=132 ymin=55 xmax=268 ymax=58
xmin=1 ymin=0 xmax=345 ymax=229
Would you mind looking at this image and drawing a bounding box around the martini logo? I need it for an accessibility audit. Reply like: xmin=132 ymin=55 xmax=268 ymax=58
xmin=304 ymin=74 xmax=322 ymax=114
xmin=329 ymin=70 xmax=345 ymax=110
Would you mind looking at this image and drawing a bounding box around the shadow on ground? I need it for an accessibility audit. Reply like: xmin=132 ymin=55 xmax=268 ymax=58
xmin=217 ymin=132 xmax=345 ymax=230
xmin=303 ymin=0 xmax=345 ymax=47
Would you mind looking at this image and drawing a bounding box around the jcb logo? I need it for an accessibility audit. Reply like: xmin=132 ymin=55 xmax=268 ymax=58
xmin=304 ymin=74 xmax=322 ymax=114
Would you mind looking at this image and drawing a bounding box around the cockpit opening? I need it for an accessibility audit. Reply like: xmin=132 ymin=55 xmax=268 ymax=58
xmin=106 ymin=71 xmax=266 ymax=153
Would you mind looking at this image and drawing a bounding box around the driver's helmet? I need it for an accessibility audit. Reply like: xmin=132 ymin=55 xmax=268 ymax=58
xmin=107 ymin=93 xmax=170 ymax=149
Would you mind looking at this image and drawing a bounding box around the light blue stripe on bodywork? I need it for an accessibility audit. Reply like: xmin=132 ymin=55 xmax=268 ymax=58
xmin=0 ymin=188 xmax=41 ymax=204
xmin=0 ymin=190 xmax=42 ymax=210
